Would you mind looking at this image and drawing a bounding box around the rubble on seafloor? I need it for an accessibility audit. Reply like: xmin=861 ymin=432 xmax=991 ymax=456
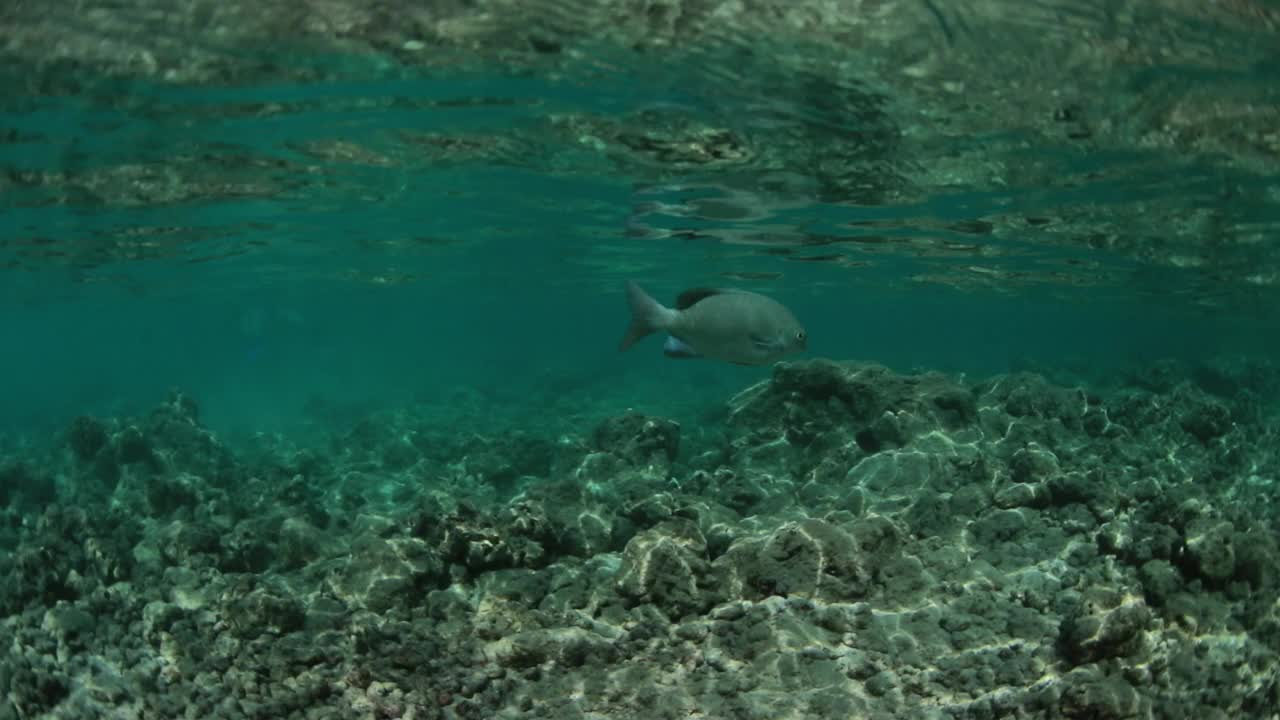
xmin=1 ymin=358 xmax=1279 ymax=719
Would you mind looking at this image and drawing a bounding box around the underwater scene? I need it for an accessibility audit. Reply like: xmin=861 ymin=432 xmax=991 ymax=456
xmin=3 ymin=0 xmax=1280 ymax=718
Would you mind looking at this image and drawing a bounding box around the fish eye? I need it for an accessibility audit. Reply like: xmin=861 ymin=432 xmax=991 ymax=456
xmin=796 ymin=331 xmax=806 ymax=341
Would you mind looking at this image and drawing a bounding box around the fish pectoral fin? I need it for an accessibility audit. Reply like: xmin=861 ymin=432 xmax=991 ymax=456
xmin=749 ymin=333 xmax=783 ymax=352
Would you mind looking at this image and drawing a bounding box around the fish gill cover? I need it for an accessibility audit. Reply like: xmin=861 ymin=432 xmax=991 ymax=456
xmin=1 ymin=1 xmax=1279 ymax=719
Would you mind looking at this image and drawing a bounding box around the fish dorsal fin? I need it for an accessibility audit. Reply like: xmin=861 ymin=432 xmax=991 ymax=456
xmin=675 ymin=287 xmax=729 ymax=310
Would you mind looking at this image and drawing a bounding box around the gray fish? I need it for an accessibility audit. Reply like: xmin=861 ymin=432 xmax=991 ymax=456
xmin=619 ymin=280 xmax=807 ymax=366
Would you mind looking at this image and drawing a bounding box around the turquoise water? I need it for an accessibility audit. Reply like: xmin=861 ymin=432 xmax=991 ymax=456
xmin=4 ymin=4 xmax=1280 ymax=717
xmin=3 ymin=44 xmax=1277 ymax=438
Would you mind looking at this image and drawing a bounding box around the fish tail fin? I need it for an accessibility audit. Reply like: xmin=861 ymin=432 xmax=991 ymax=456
xmin=619 ymin=280 xmax=674 ymax=351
